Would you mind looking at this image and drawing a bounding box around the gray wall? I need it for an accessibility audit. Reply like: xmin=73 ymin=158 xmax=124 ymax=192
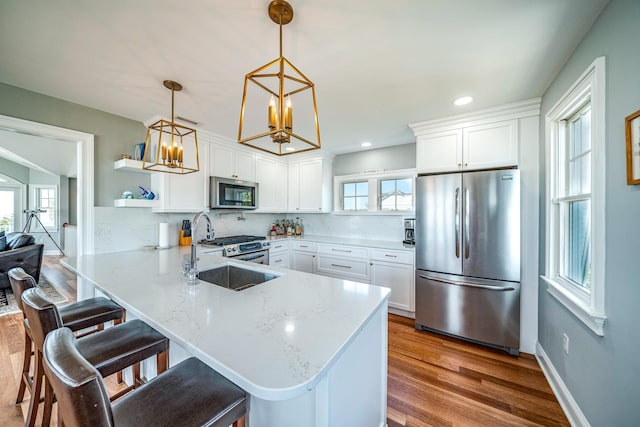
xmin=538 ymin=1 xmax=640 ymax=425
xmin=0 ymin=83 xmax=148 ymax=207
xmin=333 ymin=143 xmax=416 ymax=175
xmin=0 ymin=156 xmax=29 ymax=183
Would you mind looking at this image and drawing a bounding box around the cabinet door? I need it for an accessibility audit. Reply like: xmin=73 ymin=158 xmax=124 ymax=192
xmin=371 ymin=261 xmax=414 ymax=312
xmin=416 ymin=129 xmax=463 ymax=173
xmin=299 ymin=159 xmax=323 ymax=211
xmin=255 ymin=156 xmax=287 ymax=212
xmin=287 ymin=162 xmax=300 ymax=211
xmin=269 ymin=250 xmax=290 ymax=268
xmin=234 ymin=150 xmax=256 ymax=181
xmin=292 ymin=251 xmax=315 ymax=273
xmin=463 ymin=119 xmax=518 ymax=170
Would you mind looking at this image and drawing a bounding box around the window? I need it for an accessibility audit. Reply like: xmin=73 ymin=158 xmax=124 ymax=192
xmin=342 ymin=181 xmax=368 ymax=211
xmin=379 ymin=178 xmax=413 ymax=211
xmin=29 ymin=185 xmax=58 ymax=231
xmin=334 ymin=169 xmax=416 ymax=214
xmin=543 ymin=57 xmax=606 ymax=335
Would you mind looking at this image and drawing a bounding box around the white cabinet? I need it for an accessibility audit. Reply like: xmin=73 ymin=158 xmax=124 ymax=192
xmin=288 ymin=158 xmax=327 ymax=212
xmin=370 ymin=248 xmax=415 ymax=312
xmin=269 ymin=240 xmax=290 ymax=269
xmin=150 ymin=142 xmax=209 ymax=213
xmin=291 ymin=241 xmax=316 ymax=273
xmin=316 ymin=243 xmax=370 ymax=283
xmin=416 ymin=119 xmax=518 ymax=173
xmin=210 ymin=144 xmax=255 ymax=181
xmin=255 ymin=156 xmax=288 ymax=212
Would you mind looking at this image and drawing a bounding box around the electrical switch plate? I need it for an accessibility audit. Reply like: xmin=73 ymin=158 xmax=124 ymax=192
xmin=562 ymin=333 xmax=569 ymax=355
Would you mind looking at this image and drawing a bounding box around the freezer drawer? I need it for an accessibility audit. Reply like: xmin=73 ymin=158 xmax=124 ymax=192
xmin=415 ymin=270 xmax=520 ymax=354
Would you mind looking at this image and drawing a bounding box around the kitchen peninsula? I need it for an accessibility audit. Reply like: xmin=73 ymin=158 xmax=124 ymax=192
xmin=61 ymin=247 xmax=390 ymax=427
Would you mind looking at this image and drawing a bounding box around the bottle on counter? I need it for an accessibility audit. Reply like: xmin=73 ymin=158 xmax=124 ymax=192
xmin=286 ymin=219 xmax=293 ymax=236
xmin=295 ymin=217 xmax=303 ymax=236
xmin=270 ymin=222 xmax=276 ymax=236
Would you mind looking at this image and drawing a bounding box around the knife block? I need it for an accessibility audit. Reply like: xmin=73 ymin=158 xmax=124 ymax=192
xmin=178 ymin=230 xmax=192 ymax=246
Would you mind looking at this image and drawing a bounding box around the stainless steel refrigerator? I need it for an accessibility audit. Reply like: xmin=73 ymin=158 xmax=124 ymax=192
xmin=415 ymin=169 xmax=520 ymax=355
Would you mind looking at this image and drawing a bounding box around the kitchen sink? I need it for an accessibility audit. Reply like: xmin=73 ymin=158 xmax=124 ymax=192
xmin=197 ymin=263 xmax=281 ymax=291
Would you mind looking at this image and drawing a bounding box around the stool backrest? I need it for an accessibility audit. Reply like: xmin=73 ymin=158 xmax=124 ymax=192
xmin=8 ymin=267 xmax=36 ymax=314
xmin=42 ymin=328 xmax=114 ymax=427
xmin=21 ymin=287 xmax=63 ymax=352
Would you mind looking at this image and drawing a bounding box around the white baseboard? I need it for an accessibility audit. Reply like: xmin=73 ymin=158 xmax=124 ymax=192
xmin=535 ymin=342 xmax=590 ymax=427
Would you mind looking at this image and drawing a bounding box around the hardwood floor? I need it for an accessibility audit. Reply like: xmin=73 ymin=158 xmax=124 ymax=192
xmin=0 ymin=256 xmax=569 ymax=426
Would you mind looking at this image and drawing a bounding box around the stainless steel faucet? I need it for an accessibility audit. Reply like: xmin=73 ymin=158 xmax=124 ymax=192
xmin=187 ymin=211 xmax=212 ymax=285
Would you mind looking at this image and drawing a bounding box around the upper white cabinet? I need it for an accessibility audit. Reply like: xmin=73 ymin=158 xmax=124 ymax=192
xmin=416 ymin=119 xmax=518 ymax=173
xmin=210 ymin=144 xmax=255 ymax=181
xmin=411 ymin=99 xmax=542 ymax=175
xmin=255 ymin=155 xmax=288 ymax=212
xmin=288 ymin=158 xmax=329 ymax=212
xmin=151 ymin=141 xmax=209 ymax=213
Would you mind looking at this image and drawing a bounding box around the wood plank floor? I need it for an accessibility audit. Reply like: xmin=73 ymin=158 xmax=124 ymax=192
xmin=0 ymin=256 xmax=569 ymax=426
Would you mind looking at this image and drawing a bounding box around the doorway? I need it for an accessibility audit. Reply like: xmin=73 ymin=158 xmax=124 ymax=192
xmin=0 ymin=115 xmax=94 ymax=255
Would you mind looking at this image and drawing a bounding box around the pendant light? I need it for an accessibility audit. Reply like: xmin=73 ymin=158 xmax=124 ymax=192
xmin=237 ymin=0 xmax=321 ymax=156
xmin=143 ymin=80 xmax=200 ymax=174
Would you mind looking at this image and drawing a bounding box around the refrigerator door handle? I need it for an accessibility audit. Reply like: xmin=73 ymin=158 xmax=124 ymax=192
xmin=455 ymin=187 xmax=460 ymax=258
xmin=418 ymin=274 xmax=515 ymax=292
xmin=464 ymin=187 xmax=470 ymax=259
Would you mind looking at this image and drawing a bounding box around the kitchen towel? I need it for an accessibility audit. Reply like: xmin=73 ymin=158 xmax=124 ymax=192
xmin=158 ymin=222 xmax=169 ymax=248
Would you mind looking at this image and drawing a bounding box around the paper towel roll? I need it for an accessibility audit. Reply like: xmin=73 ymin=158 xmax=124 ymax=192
xmin=158 ymin=222 xmax=169 ymax=248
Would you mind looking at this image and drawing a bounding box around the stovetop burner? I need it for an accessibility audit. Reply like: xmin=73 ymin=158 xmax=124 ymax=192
xmin=200 ymin=235 xmax=266 ymax=246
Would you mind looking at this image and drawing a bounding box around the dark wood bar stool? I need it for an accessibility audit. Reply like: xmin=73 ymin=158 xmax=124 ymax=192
xmin=8 ymin=267 xmax=126 ymax=406
xmin=43 ymin=327 xmax=247 ymax=427
xmin=21 ymin=287 xmax=169 ymax=427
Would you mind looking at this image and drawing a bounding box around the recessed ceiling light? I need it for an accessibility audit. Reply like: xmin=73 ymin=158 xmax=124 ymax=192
xmin=285 ymin=147 xmax=296 ymax=152
xmin=361 ymin=142 xmax=372 ymax=147
xmin=454 ymin=96 xmax=473 ymax=106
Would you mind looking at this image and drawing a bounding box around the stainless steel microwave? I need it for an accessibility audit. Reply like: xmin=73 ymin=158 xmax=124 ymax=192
xmin=210 ymin=177 xmax=259 ymax=209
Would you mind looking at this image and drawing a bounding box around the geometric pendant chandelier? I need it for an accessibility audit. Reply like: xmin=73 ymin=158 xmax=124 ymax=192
xmin=237 ymin=0 xmax=321 ymax=156
xmin=143 ymin=80 xmax=200 ymax=174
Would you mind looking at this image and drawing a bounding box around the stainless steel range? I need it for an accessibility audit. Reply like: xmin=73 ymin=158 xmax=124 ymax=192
xmin=200 ymin=235 xmax=270 ymax=264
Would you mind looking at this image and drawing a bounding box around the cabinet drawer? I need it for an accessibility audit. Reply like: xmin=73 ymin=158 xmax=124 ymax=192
xmin=269 ymin=240 xmax=290 ymax=252
xmin=292 ymin=241 xmax=316 ymax=252
xmin=370 ymin=249 xmax=413 ymax=265
xmin=316 ymin=255 xmax=370 ymax=282
xmin=269 ymin=255 xmax=289 ymax=269
xmin=317 ymin=243 xmax=368 ymax=259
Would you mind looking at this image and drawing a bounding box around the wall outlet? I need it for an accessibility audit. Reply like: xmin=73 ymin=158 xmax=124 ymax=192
xmin=562 ymin=333 xmax=570 ymax=355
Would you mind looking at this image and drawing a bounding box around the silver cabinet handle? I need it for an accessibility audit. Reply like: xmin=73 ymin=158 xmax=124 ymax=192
xmin=418 ymin=275 xmax=515 ymax=291
xmin=331 ymin=263 xmax=352 ymax=269
xmin=384 ymin=254 xmax=397 ymax=258
xmin=464 ymin=188 xmax=470 ymax=259
xmin=331 ymin=248 xmax=352 ymax=253
xmin=455 ymin=187 xmax=460 ymax=258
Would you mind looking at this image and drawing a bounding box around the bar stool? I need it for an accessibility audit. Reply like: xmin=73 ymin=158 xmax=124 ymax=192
xmin=21 ymin=287 xmax=169 ymax=427
xmin=43 ymin=327 xmax=247 ymax=427
xmin=8 ymin=267 xmax=126 ymax=406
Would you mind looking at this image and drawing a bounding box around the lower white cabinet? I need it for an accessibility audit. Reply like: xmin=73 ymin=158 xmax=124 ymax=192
xmin=316 ymin=255 xmax=370 ymax=283
xmin=269 ymin=240 xmax=290 ymax=269
xmin=291 ymin=241 xmax=316 ymax=273
xmin=370 ymin=249 xmax=415 ymax=312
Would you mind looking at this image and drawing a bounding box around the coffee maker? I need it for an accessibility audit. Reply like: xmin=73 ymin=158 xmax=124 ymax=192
xmin=403 ymin=218 xmax=415 ymax=245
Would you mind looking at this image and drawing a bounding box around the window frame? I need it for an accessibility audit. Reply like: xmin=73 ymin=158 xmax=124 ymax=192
xmin=342 ymin=180 xmax=369 ymax=212
xmin=29 ymin=184 xmax=59 ymax=232
xmin=542 ymin=56 xmax=606 ymax=336
xmin=334 ymin=169 xmax=416 ymax=214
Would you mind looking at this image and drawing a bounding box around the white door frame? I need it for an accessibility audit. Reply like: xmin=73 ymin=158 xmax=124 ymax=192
xmin=0 ymin=115 xmax=94 ymax=255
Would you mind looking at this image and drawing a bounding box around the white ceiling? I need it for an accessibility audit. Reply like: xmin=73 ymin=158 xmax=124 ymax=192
xmin=0 ymin=0 xmax=608 ymax=159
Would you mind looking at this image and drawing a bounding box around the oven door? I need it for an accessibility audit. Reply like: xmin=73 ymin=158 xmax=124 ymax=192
xmin=232 ymin=250 xmax=269 ymax=265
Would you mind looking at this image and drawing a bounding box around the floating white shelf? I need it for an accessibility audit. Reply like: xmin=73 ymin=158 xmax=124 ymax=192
xmin=114 ymin=199 xmax=159 ymax=208
xmin=113 ymin=158 xmax=150 ymax=173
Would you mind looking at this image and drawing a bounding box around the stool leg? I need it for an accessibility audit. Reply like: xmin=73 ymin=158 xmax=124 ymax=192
xmin=157 ymin=350 xmax=168 ymax=375
xmin=42 ymin=377 xmax=54 ymax=427
xmin=26 ymin=351 xmax=44 ymax=427
xmin=16 ymin=330 xmax=32 ymax=404
xmin=235 ymin=416 xmax=246 ymax=427
xmin=113 ymin=317 xmax=124 ymax=384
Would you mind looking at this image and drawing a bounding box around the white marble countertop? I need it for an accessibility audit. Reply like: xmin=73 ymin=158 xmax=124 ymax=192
xmin=61 ymin=247 xmax=390 ymax=401
xmin=266 ymin=234 xmax=415 ymax=251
